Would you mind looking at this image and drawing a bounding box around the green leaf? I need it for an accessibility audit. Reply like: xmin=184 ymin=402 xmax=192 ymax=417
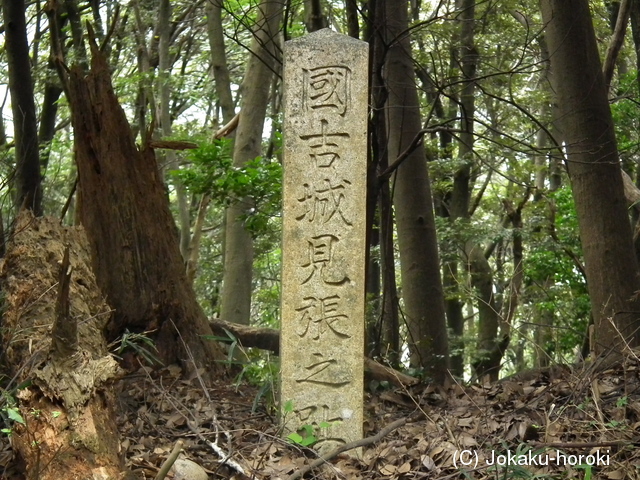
xmin=287 ymin=432 xmax=303 ymax=444
xmin=300 ymin=435 xmax=317 ymax=447
xmin=6 ymin=408 xmax=24 ymax=425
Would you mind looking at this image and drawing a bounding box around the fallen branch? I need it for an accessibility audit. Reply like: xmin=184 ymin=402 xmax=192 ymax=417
xmin=147 ymin=112 xmax=239 ymax=151
xmin=214 ymin=112 xmax=239 ymax=139
xmin=205 ymin=439 xmax=247 ymax=476
xmin=208 ymin=319 xmax=419 ymax=387
xmin=363 ymin=357 xmax=419 ymax=388
xmin=149 ymin=139 xmax=198 ymax=150
xmin=285 ymin=416 xmax=413 ymax=480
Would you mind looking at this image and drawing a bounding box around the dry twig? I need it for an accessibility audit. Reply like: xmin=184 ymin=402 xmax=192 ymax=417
xmin=285 ymin=416 xmax=416 ymax=480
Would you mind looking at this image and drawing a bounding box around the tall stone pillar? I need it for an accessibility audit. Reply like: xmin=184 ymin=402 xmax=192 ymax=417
xmin=281 ymin=29 xmax=368 ymax=452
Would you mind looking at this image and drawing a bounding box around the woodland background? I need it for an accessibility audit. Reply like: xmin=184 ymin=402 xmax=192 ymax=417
xmin=0 ymin=0 xmax=639 ymax=433
xmin=1 ymin=0 xmax=640 ymax=478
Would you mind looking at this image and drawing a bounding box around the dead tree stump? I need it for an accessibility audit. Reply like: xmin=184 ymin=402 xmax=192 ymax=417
xmin=0 ymin=212 xmax=122 ymax=480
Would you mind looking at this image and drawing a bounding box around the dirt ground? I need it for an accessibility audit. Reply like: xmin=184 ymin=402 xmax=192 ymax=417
xmin=2 ymin=351 xmax=639 ymax=480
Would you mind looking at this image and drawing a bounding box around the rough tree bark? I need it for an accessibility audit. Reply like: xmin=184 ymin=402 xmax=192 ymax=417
xmin=4 ymin=0 xmax=42 ymax=215
xmin=0 ymin=214 xmax=122 ymax=480
xmin=384 ymin=0 xmax=449 ymax=381
xmin=541 ymin=0 xmax=640 ymax=353
xmin=65 ymin=40 xmax=225 ymax=375
xmin=220 ymin=0 xmax=284 ymax=325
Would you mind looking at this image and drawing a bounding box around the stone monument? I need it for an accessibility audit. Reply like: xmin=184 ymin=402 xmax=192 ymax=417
xmin=280 ymin=29 xmax=368 ymax=452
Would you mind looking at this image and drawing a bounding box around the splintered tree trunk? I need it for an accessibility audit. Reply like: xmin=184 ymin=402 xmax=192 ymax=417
xmin=66 ymin=42 xmax=225 ymax=375
xmin=384 ymin=0 xmax=449 ymax=381
xmin=542 ymin=0 xmax=640 ymax=352
xmin=0 ymin=213 xmax=122 ymax=480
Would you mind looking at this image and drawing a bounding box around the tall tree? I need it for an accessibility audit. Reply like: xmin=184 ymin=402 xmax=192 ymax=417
xmin=4 ymin=0 xmax=42 ymax=214
xmin=220 ymin=0 xmax=284 ymax=325
xmin=442 ymin=0 xmax=479 ymax=378
xmin=383 ymin=0 xmax=449 ymax=381
xmin=184 ymin=0 xmax=238 ymax=283
xmin=368 ymin=0 xmax=400 ymax=366
xmin=157 ymin=0 xmax=191 ymax=259
xmin=541 ymin=0 xmax=640 ymax=353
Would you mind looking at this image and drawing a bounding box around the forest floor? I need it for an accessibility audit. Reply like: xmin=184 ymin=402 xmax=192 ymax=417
xmin=4 ymin=352 xmax=640 ymax=480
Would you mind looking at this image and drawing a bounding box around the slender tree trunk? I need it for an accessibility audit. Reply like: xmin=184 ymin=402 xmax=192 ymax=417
xmin=186 ymin=0 xmax=238 ymax=284
xmin=39 ymin=5 xmax=66 ymax=174
xmin=466 ymin=242 xmax=502 ymax=380
xmin=531 ymin=42 xmax=558 ymax=367
xmin=369 ymin=0 xmax=400 ymax=366
xmin=379 ymin=181 xmax=400 ymax=366
xmin=443 ymin=261 xmax=464 ymax=376
xmin=220 ymin=0 xmax=284 ymax=325
xmin=501 ymin=199 xmax=525 ymax=343
xmin=186 ymin=194 xmax=211 ymax=283
xmin=63 ymin=0 xmax=88 ymax=67
xmin=158 ymin=0 xmax=191 ymax=259
xmin=38 ymin=82 xmax=63 ymax=173
xmin=4 ymin=0 xmax=42 ymax=215
xmin=453 ymin=0 xmax=506 ymax=379
xmin=303 ymin=0 xmax=328 ymax=32
xmin=532 ymin=115 xmax=557 ymax=368
xmin=451 ymin=0 xmax=475 ymax=221
xmin=383 ymin=0 xmax=449 ymax=382
xmin=206 ymin=0 xmax=235 ymax=123
xmin=417 ymin=37 xmax=465 ymax=377
xmin=603 ymin=0 xmax=631 ymax=89
xmin=365 ymin=223 xmax=382 ymax=357
xmin=132 ymin=0 xmax=153 ymax=143
xmin=346 ymin=0 xmax=360 ymax=39
xmin=448 ymin=0 xmax=479 ymax=377
xmin=541 ymin=0 xmax=640 ymax=353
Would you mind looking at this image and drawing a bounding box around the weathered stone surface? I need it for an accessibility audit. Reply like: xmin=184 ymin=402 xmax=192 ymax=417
xmin=281 ymin=29 xmax=368 ymax=453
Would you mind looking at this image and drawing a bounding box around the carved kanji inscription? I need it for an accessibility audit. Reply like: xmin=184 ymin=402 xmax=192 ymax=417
xmin=303 ymin=66 xmax=351 ymax=115
xmin=281 ymin=29 xmax=368 ymax=455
